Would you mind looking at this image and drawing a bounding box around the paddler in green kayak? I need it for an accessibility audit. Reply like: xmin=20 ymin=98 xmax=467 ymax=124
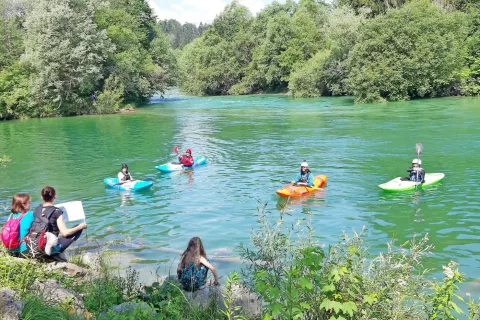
xmin=406 ymin=159 xmax=425 ymax=182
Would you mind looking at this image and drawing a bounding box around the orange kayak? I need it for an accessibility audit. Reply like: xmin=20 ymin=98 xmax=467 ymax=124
xmin=276 ymin=175 xmax=328 ymax=198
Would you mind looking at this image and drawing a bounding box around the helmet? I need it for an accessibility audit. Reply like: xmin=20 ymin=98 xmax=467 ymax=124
xmin=186 ymin=149 xmax=192 ymax=154
xmin=412 ymin=159 xmax=421 ymax=165
xmin=121 ymin=163 xmax=128 ymax=169
xmin=301 ymin=161 xmax=309 ymax=168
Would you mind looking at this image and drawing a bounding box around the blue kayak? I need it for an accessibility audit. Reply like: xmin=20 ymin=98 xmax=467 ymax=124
xmin=155 ymin=156 xmax=207 ymax=173
xmin=103 ymin=178 xmax=153 ymax=191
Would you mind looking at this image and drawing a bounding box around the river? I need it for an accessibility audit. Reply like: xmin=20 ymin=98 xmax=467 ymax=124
xmin=1 ymin=94 xmax=479 ymax=294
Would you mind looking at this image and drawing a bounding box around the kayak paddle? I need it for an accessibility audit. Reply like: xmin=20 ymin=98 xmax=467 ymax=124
xmin=415 ymin=142 xmax=423 ymax=189
xmin=173 ymin=146 xmax=179 ymax=155
xmin=416 ymin=142 xmax=423 ymax=160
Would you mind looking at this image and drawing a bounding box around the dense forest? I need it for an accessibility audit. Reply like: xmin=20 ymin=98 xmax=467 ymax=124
xmin=178 ymin=0 xmax=480 ymax=103
xmin=0 ymin=0 xmax=177 ymax=119
xmin=2 ymin=0 xmax=480 ymax=119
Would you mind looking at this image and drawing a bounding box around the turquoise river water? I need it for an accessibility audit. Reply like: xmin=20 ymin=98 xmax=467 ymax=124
xmin=0 ymin=94 xmax=479 ymax=294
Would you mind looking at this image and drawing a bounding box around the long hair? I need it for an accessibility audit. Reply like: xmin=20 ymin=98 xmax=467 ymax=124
xmin=41 ymin=186 xmax=56 ymax=202
xmin=180 ymin=237 xmax=207 ymax=266
xmin=11 ymin=193 xmax=30 ymax=214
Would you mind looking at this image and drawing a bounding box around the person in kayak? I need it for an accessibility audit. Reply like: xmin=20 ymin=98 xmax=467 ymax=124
xmin=118 ymin=163 xmax=134 ymax=184
xmin=177 ymin=237 xmax=219 ymax=291
xmin=407 ymin=159 xmax=425 ymax=182
xmin=291 ymin=161 xmax=314 ymax=186
xmin=178 ymin=149 xmax=194 ymax=167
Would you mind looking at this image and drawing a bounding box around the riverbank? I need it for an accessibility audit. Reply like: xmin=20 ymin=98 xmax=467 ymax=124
xmin=1 ymin=210 xmax=480 ymax=320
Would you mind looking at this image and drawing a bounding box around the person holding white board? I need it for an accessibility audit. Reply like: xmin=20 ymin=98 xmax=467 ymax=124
xmin=33 ymin=186 xmax=87 ymax=262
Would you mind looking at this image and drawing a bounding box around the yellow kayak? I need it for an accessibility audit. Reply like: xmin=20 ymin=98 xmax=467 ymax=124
xmin=276 ymin=175 xmax=328 ymax=198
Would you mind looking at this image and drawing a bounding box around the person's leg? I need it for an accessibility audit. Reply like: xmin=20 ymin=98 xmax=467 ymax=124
xmin=57 ymin=229 xmax=83 ymax=252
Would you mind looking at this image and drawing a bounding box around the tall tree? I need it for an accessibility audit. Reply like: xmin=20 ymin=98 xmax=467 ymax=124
xmin=178 ymin=1 xmax=254 ymax=95
xmin=0 ymin=0 xmax=26 ymax=68
xmin=347 ymin=0 xmax=467 ymax=103
xmin=23 ymin=0 xmax=112 ymax=115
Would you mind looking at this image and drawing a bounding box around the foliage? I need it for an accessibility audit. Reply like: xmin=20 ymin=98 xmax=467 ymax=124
xmin=94 ymin=75 xmax=125 ymax=114
xmin=221 ymin=272 xmax=247 ymax=320
xmin=23 ymin=0 xmax=112 ymax=116
xmin=426 ymin=261 xmax=464 ymax=319
xmin=238 ymin=205 xmax=470 ymax=320
xmin=159 ymin=19 xmax=209 ymax=49
xmin=289 ymin=50 xmax=330 ymax=97
xmin=21 ymin=295 xmax=80 ymax=320
xmin=94 ymin=0 xmax=177 ymax=105
xmin=0 ymin=249 xmax=46 ymax=296
xmin=178 ymin=1 xmax=254 ymax=95
xmin=76 ymin=265 xmax=142 ymax=314
xmin=321 ymin=6 xmax=369 ymax=96
xmin=347 ymin=0 xmax=468 ymax=103
xmin=0 ymin=0 xmax=26 ymax=69
xmin=0 ymin=61 xmax=32 ymax=119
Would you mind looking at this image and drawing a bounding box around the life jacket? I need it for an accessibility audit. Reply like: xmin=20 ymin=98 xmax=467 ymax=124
xmin=180 ymin=155 xmax=194 ymax=167
xmin=410 ymin=169 xmax=424 ymax=182
xmin=121 ymin=172 xmax=132 ymax=181
xmin=298 ymin=173 xmax=310 ymax=183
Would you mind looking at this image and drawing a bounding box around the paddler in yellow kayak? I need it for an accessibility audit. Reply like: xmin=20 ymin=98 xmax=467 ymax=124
xmin=291 ymin=161 xmax=314 ymax=186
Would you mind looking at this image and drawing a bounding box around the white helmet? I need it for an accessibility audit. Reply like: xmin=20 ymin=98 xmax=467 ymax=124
xmin=301 ymin=161 xmax=309 ymax=167
xmin=412 ymin=158 xmax=422 ymax=165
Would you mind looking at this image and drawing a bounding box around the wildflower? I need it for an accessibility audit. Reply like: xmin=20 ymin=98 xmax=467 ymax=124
xmin=442 ymin=265 xmax=454 ymax=279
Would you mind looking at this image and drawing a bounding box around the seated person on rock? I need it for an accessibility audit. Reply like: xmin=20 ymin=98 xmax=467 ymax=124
xmin=177 ymin=237 xmax=219 ymax=291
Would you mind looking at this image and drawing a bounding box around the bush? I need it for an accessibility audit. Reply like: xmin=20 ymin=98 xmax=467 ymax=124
xmin=0 ymin=249 xmax=46 ymax=296
xmin=347 ymin=0 xmax=467 ymax=103
xmin=94 ymin=76 xmax=125 ymax=114
xmin=238 ymin=205 xmax=480 ymax=320
xmin=289 ymin=50 xmax=330 ymax=97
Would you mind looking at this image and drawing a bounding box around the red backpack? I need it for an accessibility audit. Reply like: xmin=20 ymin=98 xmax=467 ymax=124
xmin=1 ymin=213 xmax=26 ymax=249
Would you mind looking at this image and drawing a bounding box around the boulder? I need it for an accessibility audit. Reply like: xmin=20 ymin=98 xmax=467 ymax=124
xmin=31 ymin=279 xmax=86 ymax=316
xmin=45 ymin=262 xmax=87 ymax=278
xmin=0 ymin=288 xmax=23 ymax=320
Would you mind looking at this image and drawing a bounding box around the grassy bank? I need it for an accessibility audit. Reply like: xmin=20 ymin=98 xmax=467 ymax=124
xmin=1 ymin=207 xmax=480 ymax=319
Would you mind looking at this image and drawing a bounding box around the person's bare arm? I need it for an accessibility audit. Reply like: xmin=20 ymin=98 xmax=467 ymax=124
xmin=200 ymin=256 xmax=219 ymax=285
xmin=56 ymin=214 xmax=87 ymax=237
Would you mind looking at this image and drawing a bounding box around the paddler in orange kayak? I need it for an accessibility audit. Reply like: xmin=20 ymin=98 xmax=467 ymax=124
xmin=291 ymin=161 xmax=313 ymax=186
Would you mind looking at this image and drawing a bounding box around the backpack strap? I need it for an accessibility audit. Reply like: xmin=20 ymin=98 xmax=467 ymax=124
xmin=33 ymin=205 xmax=59 ymax=231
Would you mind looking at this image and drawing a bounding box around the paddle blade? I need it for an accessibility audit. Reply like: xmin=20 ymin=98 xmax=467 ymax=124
xmin=173 ymin=146 xmax=179 ymax=155
xmin=416 ymin=143 xmax=423 ymax=157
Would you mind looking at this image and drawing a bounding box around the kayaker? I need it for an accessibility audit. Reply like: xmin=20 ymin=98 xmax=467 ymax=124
xmin=118 ymin=163 xmax=133 ymax=184
xmin=292 ymin=161 xmax=314 ymax=186
xmin=178 ymin=149 xmax=194 ymax=167
xmin=407 ymin=159 xmax=425 ymax=182
xmin=177 ymin=236 xmax=219 ymax=291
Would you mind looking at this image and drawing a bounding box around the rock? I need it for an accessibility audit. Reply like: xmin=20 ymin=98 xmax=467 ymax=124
xmin=159 ymin=277 xmax=261 ymax=318
xmin=45 ymin=262 xmax=87 ymax=277
xmin=0 ymin=288 xmax=23 ymax=320
xmin=31 ymin=279 xmax=86 ymax=316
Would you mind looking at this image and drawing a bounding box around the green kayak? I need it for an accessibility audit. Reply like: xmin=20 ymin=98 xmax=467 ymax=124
xmin=378 ymin=173 xmax=445 ymax=192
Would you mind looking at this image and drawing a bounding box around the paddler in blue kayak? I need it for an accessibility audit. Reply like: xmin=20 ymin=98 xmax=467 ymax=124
xmin=407 ymin=159 xmax=425 ymax=182
xmin=291 ymin=161 xmax=314 ymax=186
xmin=118 ymin=163 xmax=134 ymax=184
